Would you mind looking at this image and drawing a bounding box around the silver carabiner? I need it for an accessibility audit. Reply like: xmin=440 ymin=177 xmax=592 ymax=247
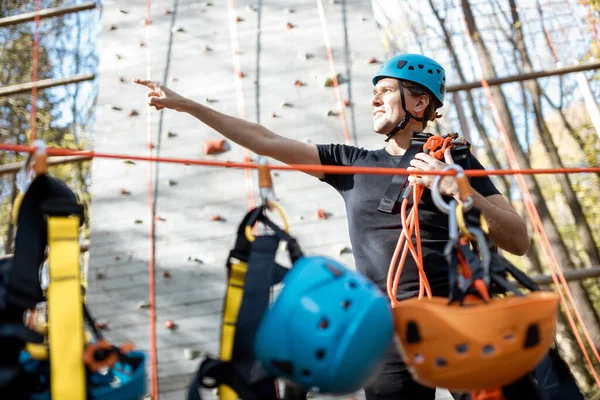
xmin=431 ymin=164 xmax=473 ymax=214
xmin=470 ymin=227 xmax=491 ymax=287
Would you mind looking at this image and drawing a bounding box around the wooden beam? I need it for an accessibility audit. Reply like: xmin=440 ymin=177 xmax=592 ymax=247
xmin=530 ymin=266 xmax=600 ymax=286
xmin=0 ymin=73 xmax=95 ymax=98
xmin=0 ymin=155 xmax=91 ymax=177
xmin=447 ymin=60 xmax=600 ymax=93
xmin=0 ymin=2 xmax=97 ymax=28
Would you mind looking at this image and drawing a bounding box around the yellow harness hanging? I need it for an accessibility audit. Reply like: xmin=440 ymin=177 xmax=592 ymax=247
xmin=47 ymin=214 xmax=86 ymax=399
xmin=219 ymin=260 xmax=248 ymax=400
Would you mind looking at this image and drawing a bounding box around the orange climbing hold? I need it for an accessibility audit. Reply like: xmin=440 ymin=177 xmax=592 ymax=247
xmin=286 ymin=22 xmax=295 ymax=29
xmin=209 ymin=215 xmax=223 ymax=221
xmin=293 ymin=80 xmax=304 ymax=86
xmin=203 ymin=139 xmax=227 ymax=155
xmin=164 ymin=320 xmax=176 ymax=330
xmin=317 ymin=208 xmax=328 ymax=220
xmin=129 ymin=110 xmax=139 ymax=117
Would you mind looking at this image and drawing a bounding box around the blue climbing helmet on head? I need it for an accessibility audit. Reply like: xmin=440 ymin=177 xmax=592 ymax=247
xmin=254 ymin=256 xmax=394 ymax=394
xmin=372 ymin=54 xmax=447 ymax=142
xmin=372 ymin=53 xmax=446 ymax=107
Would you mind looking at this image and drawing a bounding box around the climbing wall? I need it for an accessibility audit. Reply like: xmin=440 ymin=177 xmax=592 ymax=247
xmin=88 ymin=1 xmax=408 ymax=399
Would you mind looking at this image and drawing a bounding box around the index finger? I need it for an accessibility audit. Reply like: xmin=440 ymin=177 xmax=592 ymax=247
xmin=414 ymin=152 xmax=438 ymax=163
xmin=133 ymin=78 xmax=159 ymax=90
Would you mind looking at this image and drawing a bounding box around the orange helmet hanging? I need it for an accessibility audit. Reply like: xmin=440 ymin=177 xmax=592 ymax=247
xmin=392 ymin=292 xmax=558 ymax=392
xmin=391 ymin=165 xmax=560 ymax=393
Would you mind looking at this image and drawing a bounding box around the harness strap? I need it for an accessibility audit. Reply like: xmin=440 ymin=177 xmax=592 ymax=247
xmin=378 ymin=138 xmax=425 ymax=213
xmin=190 ymin=207 xmax=295 ymax=400
xmin=378 ymin=132 xmax=472 ymax=215
xmin=7 ymin=175 xmax=81 ymax=310
xmin=47 ymin=213 xmax=86 ymax=400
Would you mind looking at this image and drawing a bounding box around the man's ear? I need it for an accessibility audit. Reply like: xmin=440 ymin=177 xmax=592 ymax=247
xmin=413 ymin=95 xmax=430 ymax=116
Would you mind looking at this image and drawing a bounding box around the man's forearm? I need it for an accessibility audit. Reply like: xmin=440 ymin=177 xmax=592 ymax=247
xmin=470 ymin=191 xmax=530 ymax=256
xmin=181 ymin=98 xmax=275 ymax=155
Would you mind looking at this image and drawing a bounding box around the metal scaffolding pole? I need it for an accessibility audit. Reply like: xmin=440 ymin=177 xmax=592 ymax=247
xmin=0 ymin=73 xmax=96 ymax=98
xmin=0 ymin=1 xmax=97 ymax=28
xmin=446 ymin=60 xmax=600 ymax=93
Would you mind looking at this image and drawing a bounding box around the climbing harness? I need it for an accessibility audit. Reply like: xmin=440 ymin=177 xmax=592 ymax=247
xmin=392 ymin=164 xmax=561 ymax=399
xmin=385 ymin=132 xmax=471 ymax=302
xmin=372 ymin=54 xmax=446 ymax=142
xmin=187 ymin=160 xmax=393 ymax=399
xmin=0 ymin=141 xmax=146 ymax=400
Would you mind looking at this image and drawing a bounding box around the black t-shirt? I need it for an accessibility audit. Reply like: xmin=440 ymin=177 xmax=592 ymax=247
xmin=317 ymin=143 xmax=500 ymax=299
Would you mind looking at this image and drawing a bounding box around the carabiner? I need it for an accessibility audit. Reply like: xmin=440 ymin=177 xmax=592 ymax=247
xmin=257 ymin=156 xmax=275 ymax=207
xmin=432 ymin=164 xmax=473 ymax=215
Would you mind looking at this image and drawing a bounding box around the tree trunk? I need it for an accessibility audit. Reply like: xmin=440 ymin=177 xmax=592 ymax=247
xmin=461 ymin=0 xmax=600 ymax=349
xmin=427 ymin=0 xmax=512 ymax=198
xmin=508 ymin=0 xmax=600 ymax=289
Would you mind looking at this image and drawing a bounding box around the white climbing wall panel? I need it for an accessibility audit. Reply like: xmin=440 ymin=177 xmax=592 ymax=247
xmin=89 ymin=0 xmax=391 ymax=398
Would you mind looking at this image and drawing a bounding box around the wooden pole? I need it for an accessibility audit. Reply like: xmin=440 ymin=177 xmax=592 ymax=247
xmin=446 ymin=60 xmax=600 ymax=93
xmin=0 ymin=2 xmax=97 ymax=28
xmin=0 ymin=155 xmax=91 ymax=177
xmin=531 ymin=266 xmax=600 ymax=286
xmin=0 ymin=73 xmax=95 ymax=98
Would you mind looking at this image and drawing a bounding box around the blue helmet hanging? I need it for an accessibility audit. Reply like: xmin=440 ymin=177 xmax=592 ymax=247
xmin=254 ymin=256 xmax=394 ymax=394
xmin=372 ymin=54 xmax=446 ymax=107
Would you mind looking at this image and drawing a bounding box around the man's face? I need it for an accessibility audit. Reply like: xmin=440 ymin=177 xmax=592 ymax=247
xmin=371 ymin=78 xmax=404 ymax=134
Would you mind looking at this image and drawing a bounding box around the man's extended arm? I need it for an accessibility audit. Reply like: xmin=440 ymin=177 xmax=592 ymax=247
xmin=134 ymin=79 xmax=324 ymax=179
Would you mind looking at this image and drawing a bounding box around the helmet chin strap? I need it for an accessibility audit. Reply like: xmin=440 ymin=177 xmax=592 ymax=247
xmin=384 ymin=81 xmax=427 ymax=142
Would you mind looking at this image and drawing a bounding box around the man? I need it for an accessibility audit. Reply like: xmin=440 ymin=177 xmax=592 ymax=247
xmin=135 ymin=54 xmax=529 ymax=399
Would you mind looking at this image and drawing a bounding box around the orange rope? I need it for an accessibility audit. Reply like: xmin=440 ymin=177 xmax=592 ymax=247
xmin=454 ymin=0 xmax=600 ymax=386
xmin=2 ymin=143 xmax=600 ymax=177
xmin=316 ymin=0 xmax=352 ymax=145
xmin=576 ymin=0 xmax=600 ymax=52
xmin=144 ymin=0 xmax=159 ymax=398
xmin=29 ymin=0 xmax=41 ymax=142
xmin=386 ymin=136 xmax=453 ymax=306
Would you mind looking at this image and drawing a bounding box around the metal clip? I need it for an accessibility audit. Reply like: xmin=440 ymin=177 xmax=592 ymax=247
xmin=431 ymin=164 xmax=473 ymax=214
xmin=257 ymin=156 xmax=275 ymax=207
xmin=17 ymin=139 xmax=47 ymax=194
xmin=468 ymin=226 xmax=491 ymax=287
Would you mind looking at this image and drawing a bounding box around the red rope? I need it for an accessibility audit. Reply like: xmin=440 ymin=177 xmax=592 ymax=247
xmin=144 ymin=0 xmax=159 ymax=398
xmin=316 ymin=0 xmax=352 ymax=145
xmin=226 ymin=0 xmax=256 ymax=211
xmin=2 ymin=143 xmax=599 ymax=177
xmin=29 ymin=0 xmax=41 ymax=142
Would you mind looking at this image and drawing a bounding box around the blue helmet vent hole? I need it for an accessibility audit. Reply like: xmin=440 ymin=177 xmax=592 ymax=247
xmin=318 ymin=318 xmax=329 ymax=329
xmin=417 ymin=64 xmax=424 ymax=69
xmin=408 ymin=66 xmax=415 ymax=71
xmin=427 ymin=69 xmax=433 ymax=74
xmin=346 ymin=280 xmax=358 ymax=289
xmin=341 ymin=300 xmax=352 ymax=310
xmin=436 ymin=69 xmax=441 ymax=74
xmin=316 ymin=349 xmax=326 ymax=360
